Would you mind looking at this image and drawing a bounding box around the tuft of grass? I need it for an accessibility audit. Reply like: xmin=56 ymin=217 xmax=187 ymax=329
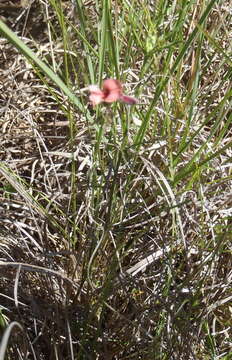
xmin=0 ymin=0 xmax=231 ymax=358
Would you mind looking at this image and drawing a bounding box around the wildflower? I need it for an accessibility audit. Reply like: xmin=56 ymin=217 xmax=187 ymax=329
xmin=88 ymin=79 xmax=138 ymax=106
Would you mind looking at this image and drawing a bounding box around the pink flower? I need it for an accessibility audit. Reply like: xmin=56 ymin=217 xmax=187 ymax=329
xmin=89 ymin=79 xmax=138 ymax=106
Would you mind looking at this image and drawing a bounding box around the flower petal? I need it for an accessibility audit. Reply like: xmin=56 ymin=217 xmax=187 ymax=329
xmin=102 ymin=79 xmax=122 ymax=103
xmin=88 ymin=85 xmax=104 ymax=106
xmin=120 ymin=95 xmax=138 ymax=105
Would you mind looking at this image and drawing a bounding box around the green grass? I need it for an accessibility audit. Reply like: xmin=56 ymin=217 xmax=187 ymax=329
xmin=0 ymin=0 xmax=231 ymax=358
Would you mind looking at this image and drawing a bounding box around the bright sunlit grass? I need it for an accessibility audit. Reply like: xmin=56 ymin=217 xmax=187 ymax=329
xmin=0 ymin=0 xmax=231 ymax=358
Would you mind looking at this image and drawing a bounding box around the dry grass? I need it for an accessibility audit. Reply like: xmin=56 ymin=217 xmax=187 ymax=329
xmin=0 ymin=0 xmax=232 ymax=359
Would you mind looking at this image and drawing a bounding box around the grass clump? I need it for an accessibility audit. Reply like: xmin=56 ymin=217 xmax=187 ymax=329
xmin=0 ymin=0 xmax=231 ymax=359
